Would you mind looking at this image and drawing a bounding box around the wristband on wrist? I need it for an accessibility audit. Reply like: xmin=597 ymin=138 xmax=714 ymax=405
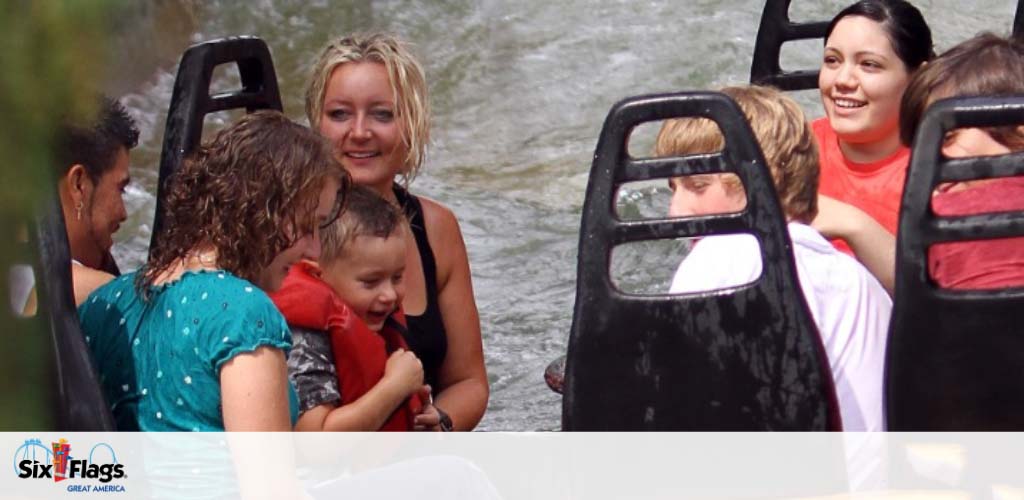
xmin=436 ymin=407 xmax=454 ymax=432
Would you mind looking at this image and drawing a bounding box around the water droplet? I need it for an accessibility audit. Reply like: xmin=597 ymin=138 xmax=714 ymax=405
xmin=122 ymin=384 xmax=130 ymax=392
xmin=184 ymin=376 xmax=192 ymax=385
xmin=166 ymin=309 xmax=173 ymax=319
xmin=156 ymin=411 xmax=162 ymax=419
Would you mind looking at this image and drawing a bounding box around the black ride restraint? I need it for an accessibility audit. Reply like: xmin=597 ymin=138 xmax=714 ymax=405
xmin=151 ymin=37 xmax=282 ymax=253
xmin=25 ymin=195 xmax=116 ymax=430
xmin=749 ymin=0 xmax=827 ymax=90
xmin=887 ymin=96 xmax=1024 ymax=431
xmin=562 ymin=92 xmax=841 ymax=431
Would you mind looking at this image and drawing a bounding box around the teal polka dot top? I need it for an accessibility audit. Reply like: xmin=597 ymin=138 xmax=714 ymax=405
xmin=79 ymin=270 xmax=299 ymax=431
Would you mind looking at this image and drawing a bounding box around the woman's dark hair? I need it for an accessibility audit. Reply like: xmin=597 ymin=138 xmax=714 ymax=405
xmin=140 ymin=110 xmax=348 ymax=291
xmin=826 ymin=0 xmax=934 ymax=71
xmin=900 ymin=33 xmax=1024 ymax=148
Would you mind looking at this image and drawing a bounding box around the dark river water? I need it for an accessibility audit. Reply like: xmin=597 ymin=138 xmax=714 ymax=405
xmin=110 ymin=0 xmax=1017 ymax=430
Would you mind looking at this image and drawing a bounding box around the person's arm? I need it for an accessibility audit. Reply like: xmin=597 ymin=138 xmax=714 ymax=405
xmin=296 ymin=349 xmax=424 ymax=432
xmin=72 ymin=264 xmax=114 ymax=305
xmin=421 ymin=198 xmax=489 ymax=431
xmin=220 ymin=345 xmax=293 ymax=431
xmin=413 ymin=385 xmax=442 ymax=431
xmin=811 ymin=195 xmax=895 ymax=295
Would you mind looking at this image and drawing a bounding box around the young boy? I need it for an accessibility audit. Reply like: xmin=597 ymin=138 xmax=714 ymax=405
xmin=655 ymin=85 xmax=892 ymax=432
xmin=271 ymin=186 xmax=437 ymax=431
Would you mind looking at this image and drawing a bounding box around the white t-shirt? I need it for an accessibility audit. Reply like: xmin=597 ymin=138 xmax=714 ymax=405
xmin=669 ymin=222 xmax=891 ymax=432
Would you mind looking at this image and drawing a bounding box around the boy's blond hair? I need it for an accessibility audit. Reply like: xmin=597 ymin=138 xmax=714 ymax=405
xmin=654 ymin=85 xmax=819 ymax=223
xmin=319 ymin=185 xmax=408 ymax=266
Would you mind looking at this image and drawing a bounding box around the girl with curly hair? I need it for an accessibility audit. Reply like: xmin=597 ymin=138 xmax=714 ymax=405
xmin=305 ymin=33 xmax=488 ymax=430
xmin=79 ymin=110 xmax=347 ymax=431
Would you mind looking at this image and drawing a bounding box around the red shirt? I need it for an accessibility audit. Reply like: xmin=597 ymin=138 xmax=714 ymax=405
xmin=270 ymin=262 xmax=423 ymax=431
xmin=813 ymin=118 xmax=910 ymax=254
xmin=929 ymin=177 xmax=1024 ymax=290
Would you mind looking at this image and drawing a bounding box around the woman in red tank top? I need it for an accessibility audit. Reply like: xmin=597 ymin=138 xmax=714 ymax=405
xmin=816 ymin=34 xmax=1024 ymax=292
xmin=811 ymin=0 xmax=933 ymax=258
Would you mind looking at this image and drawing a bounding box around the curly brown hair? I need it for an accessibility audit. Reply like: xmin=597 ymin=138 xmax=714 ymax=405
xmin=141 ymin=110 xmax=347 ymax=291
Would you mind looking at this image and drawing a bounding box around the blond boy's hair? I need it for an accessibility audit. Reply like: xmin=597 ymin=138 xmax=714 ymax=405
xmin=654 ymin=85 xmax=819 ymax=223
xmin=320 ymin=185 xmax=408 ymax=266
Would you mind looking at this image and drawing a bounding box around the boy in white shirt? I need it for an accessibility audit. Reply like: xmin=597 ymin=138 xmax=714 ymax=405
xmin=655 ymin=85 xmax=891 ymax=432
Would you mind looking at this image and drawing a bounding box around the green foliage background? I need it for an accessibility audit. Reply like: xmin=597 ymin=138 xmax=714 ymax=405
xmin=0 ymin=0 xmax=121 ymax=430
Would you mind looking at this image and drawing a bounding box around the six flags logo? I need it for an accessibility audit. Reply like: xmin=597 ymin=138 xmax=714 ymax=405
xmin=14 ymin=438 xmax=125 ymax=483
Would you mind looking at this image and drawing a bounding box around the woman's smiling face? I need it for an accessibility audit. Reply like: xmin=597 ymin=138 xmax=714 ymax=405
xmin=318 ymin=61 xmax=407 ymax=193
xmin=819 ymin=15 xmax=912 ymax=148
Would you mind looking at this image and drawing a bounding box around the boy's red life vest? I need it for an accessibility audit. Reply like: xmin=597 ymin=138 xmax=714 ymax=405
xmin=271 ymin=262 xmax=424 ymax=431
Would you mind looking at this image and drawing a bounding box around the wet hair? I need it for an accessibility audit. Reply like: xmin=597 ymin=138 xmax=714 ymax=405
xmin=655 ymin=85 xmax=820 ymax=223
xmin=825 ymin=0 xmax=934 ymax=71
xmin=141 ymin=110 xmax=348 ymax=290
xmin=900 ymin=33 xmax=1024 ymax=149
xmin=55 ymin=95 xmax=139 ymax=182
xmin=305 ymin=33 xmax=430 ymax=183
xmin=319 ymin=184 xmax=407 ymax=266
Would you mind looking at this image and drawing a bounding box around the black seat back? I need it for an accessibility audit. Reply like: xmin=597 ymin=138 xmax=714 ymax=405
xmin=562 ymin=92 xmax=841 ymax=431
xmin=32 ymin=195 xmax=115 ymax=430
xmin=1015 ymin=0 xmax=1024 ymax=39
xmin=749 ymin=0 xmax=828 ymax=90
xmin=752 ymin=0 xmax=1024 ymax=90
xmin=151 ymin=36 xmax=282 ymax=251
xmin=887 ymin=96 xmax=1024 ymax=431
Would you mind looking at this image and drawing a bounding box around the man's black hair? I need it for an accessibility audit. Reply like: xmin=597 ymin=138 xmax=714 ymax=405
xmin=55 ymin=95 xmax=139 ymax=181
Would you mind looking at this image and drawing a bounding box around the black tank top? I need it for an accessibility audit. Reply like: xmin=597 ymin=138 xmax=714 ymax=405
xmin=393 ymin=186 xmax=448 ymax=391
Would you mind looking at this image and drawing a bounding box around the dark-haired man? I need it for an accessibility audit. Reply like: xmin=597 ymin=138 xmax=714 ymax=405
xmin=56 ymin=96 xmax=139 ymax=304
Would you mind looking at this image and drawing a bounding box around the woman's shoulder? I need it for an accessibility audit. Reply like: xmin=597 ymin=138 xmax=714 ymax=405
xmin=415 ymin=194 xmax=466 ymax=250
xmin=180 ymin=270 xmax=281 ymax=317
xmin=415 ymin=194 xmax=460 ymax=232
xmin=413 ymin=194 xmax=468 ymax=288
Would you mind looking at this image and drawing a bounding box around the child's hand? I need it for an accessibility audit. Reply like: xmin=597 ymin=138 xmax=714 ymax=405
xmin=383 ymin=348 xmax=424 ymax=395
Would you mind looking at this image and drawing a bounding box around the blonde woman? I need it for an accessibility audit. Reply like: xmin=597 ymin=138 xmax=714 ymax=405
xmin=305 ymin=33 xmax=488 ymax=430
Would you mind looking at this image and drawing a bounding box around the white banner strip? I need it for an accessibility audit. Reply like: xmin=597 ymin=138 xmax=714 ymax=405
xmin=3 ymin=433 xmax=1023 ymax=500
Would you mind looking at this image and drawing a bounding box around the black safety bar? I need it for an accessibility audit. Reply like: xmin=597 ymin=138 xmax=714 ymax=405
xmin=1014 ymin=0 xmax=1024 ymax=39
xmin=749 ymin=0 xmax=828 ymax=90
xmin=151 ymin=36 xmax=282 ymax=251
xmin=33 ymin=194 xmax=115 ymax=430
xmin=562 ymin=91 xmax=841 ymax=431
xmin=886 ymin=96 xmax=1024 ymax=431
